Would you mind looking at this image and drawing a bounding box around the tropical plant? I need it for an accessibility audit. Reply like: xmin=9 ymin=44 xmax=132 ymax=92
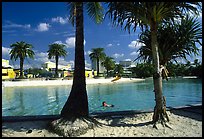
xmin=106 ymin=2 xmax=201 ymax=126
xmin=60 ymin=2 xmax=104 ymax=120
xmin=89 ymin=47 xmax=106 ymax=77
xmin=101 ymin=56 xmax=115 ymax=77
xmin=131 ymin=62 xmax=154 ymax=78
xmin=136 ymin=15 xmax=202 ymax=67
xmin=114 ymin=64 xmax=124 ymax=77
xmin=47 ymin=43 xmax=67 ymax=78
xmin=9 ymin=41 xmax=35 ymax=79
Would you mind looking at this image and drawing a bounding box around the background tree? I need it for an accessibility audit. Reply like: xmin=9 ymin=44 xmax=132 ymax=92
xmin=9 ymin=41 xmax=35 ymax=79
xmin=47 ymin=43 xmax=67 ymax=78
xmin=106 ymin=2 xmax=201 ymax=126
xmin=89 ymin=47 xmax=106 ymax=77
xmin=101 ymin=56 xmax=115 ymax=77
xmin=131 ymin=62 xmax=154 ymax=78
xmin=114 ymin=64 xmax=124 ymax=77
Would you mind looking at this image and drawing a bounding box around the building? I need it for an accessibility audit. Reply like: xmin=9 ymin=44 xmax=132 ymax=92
xmin=41 ymin=61 xmax=73 ymax=78
xmin=2 ymin=59 xmax=16 ymax=80
xmin=91 ymin=59 xmax=105 ymax=74
xmin=119 ymin=60 xmax=136 ymax=77
xmin=119 ymin=60 xmax=132 ymax=68
xmin=42 ymin=61 xmax=72 ymax=71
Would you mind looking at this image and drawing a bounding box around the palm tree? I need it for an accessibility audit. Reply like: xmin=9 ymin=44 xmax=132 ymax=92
xmin=114 ymin=64 xmax=124 ymax=77
xmin=60 ymin=2 xmax=104 ymax=119
xmin=101 ymin=56 xmax=115 ymax=77
xmin=136 ymin=15 xmax=202 ymax=67
xmin=106 ymin=2 xmax=201 ymax=125
xmin=89 ymin=47 xmax=106 ymax=77
xmin=136 ymin=15 xmax=202 ymax=80
xmin=9 ymin=41 xmax=35 ymax=79
xmin=47 ymin=43 xmax=67 ymax=78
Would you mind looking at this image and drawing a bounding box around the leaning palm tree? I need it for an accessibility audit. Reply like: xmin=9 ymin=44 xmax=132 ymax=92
xmin=106 ymin=2 xmax=201 ymax=127
xmin=101 ymin=56 xmax=115 ymax=77
xmin=9 ymin=41 xmax=35 ymax=79
xmin=47 ymin=43 xmax=67 ymax=78
xmin=89 ymin=48 xmax=106 ymax=77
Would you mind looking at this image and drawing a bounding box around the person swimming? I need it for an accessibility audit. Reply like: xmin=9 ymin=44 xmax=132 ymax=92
xmin=102 ymin=101 xmax=114 ymax=107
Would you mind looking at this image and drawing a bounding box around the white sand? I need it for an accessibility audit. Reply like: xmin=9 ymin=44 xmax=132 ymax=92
xmin=2 ymin=77 xmax=145 ymax=87
xmin=2 ymin=110 xmax=202 ymax=137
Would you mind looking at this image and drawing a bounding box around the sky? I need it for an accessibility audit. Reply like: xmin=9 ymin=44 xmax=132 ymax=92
xmin=2 ymin=2 xmax=202 ymax=69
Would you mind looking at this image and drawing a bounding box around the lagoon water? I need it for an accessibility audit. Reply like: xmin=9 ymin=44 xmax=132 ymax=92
xmin=2 ymin=78 xmax=202 ymax=116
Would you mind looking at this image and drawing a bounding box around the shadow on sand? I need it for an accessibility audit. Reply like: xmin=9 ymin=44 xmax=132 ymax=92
xmin=169 ymin=105 xmax=202 ymax=121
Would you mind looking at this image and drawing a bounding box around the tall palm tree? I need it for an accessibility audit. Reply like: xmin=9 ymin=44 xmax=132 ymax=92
xmin=106 ymin=2 xmax=201 ymax=125
xmin=137 ymin=15 xmax=202 ymax=80
xmin=89 ymin=47 xmax=106 ymax=77
xmin=61 ymin=2 xmax=103 ymax=119
xmin=47 ymin=43 xmax=67 ymax=78
xmin=9 ymin=41 xmax=35 ymax=79
xmin=136 ymin=15 xmax=202 ymax=67
xmin=101 ymin=56 xmax=115 ymax=77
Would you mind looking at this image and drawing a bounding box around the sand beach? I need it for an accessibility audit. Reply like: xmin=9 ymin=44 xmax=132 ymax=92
xmin=2 ymin=105 xmax=202 ymax=137
xmin=2 ymin=77 xmax=145 ymax=87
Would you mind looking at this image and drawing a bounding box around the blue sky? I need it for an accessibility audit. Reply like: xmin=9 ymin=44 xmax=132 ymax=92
xmin=2 ymin=2 xmax=202 ymax=69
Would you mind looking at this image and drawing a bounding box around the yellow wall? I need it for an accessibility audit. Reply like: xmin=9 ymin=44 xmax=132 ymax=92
xmin=85 ymin=70 xmax=97 ymax=78
xmin=2 ymin=59 xmax=16 ymax=80
xmin=27 ymin=74 xmax=33 ymax=78
xmin=2 ymin=68 xmax=16 ymax=80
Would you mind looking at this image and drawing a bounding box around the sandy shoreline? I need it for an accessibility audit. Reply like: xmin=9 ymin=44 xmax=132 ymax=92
xmin=2 ymin=106 xmax=202 ymax=137
xmin=2 ymin=77 xmax=145 ymax=87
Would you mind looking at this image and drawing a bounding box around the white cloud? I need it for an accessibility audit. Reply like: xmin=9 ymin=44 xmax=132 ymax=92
xmin=106 ymin=43 xmax=113 ymax=47
xmin=87 ymin=50 xmax=92 ymax=55
xmin=128 ymin=40 xmax=145 ymax=49
xmin=65 ymin=37 xmax=86 ymax=48
xmin=3 ymin=21 xmax=31 ymax=29
xmin=112 ymin=53 xmax=124 ymax=59
xmin=53 ymin=41 xmax=66 ymax=46
xmin=34 ymin=51 xmax=49 ymax=63
xmin=124 ymin=59 xmax=131 ymax=61
xmin=65 ymin=37 xmax=75 ymax=48
xmin=51 ymin=16 xmax=69 ymax=24
xmin=130 ymin=51 xmax=139 ymax=56
xmin=36 ymin=23 xmax=51 ymax=32
xmin=2 ymin=47 xmax=11 ymax=57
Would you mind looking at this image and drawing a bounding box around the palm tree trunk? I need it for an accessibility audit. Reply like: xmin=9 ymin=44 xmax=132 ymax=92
xmin=61 ymin=3 xmax=89 ymax=119
xmin=55 ymin=55 xmax=58 ymax=78
xmin=150 ymin=22 xmax=164 ymax=123
xmin=97 ymin=57 xmax=99 ymax=76
xmin=20 ymin=58 xmax=24 ymax=78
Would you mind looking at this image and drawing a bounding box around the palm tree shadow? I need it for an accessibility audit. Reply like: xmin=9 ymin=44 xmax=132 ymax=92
xmin=169 ymin=109 xmax=202 ymax=121
xmin=2 ymin=120 xmax=52 ymax=134
xmin=100 ymin=116 xmax=153 ymax=128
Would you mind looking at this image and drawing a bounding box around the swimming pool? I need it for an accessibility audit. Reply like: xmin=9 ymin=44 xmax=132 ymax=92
xmin=2 ymin=77 xmax=202 ymax=116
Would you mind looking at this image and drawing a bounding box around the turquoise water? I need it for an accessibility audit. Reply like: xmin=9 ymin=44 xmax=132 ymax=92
xmin=2 ymin=78 xmax=202 ymax=116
